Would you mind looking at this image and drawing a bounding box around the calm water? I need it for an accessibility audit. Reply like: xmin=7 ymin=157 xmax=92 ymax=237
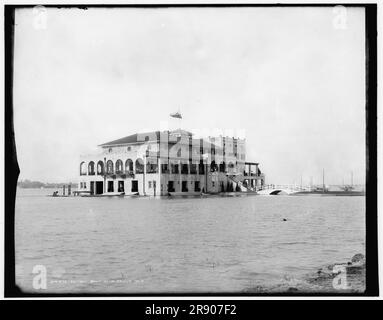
xmin=15 ymin=188 xmax=365 ymax=293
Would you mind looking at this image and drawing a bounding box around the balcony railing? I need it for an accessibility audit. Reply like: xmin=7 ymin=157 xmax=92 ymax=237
xmin=243 ymin=172 xmax=262 ymax=177
xmin=126 ymin=171 xmax=135 ymax=178
xmin=106 ymin=172 xmax=116 ymax=178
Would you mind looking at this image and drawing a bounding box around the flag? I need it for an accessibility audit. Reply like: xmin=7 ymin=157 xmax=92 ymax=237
xmin=170 ymin=112 xmax=182 ymax=119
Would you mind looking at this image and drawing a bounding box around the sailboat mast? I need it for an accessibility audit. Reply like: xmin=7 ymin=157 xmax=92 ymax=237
xmin=322 ymin=168 xmax=325 ymax=192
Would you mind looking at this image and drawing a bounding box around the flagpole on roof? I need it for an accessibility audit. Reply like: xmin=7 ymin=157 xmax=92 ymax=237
xmin=170 ymin=108 xmax=182 ymax=131
xmin=178 ymin=106 xmax=181 ymax=129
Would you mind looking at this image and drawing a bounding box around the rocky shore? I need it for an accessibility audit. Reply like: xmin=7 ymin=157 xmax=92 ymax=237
xmin=245 ymin=253 xmax=366 ymax=293
xmin=305 ymin=253 xmax=365 ymax=293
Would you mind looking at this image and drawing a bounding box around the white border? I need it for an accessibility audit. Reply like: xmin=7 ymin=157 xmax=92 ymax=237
xmin=0 ymin=0 xmax=380 ymax=300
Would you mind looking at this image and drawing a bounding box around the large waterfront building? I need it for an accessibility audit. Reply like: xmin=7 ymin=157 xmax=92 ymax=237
xmin=78 ymin=129 xmax=265 ymax=196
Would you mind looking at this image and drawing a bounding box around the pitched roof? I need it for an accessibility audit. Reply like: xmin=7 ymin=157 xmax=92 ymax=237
xmin=100 ymin=129 xmax=219 ymax=148
xmin=99 ymin=131 xmax=160 ymax=146
xmin=169 ymin=129 xmax=193 ymax=136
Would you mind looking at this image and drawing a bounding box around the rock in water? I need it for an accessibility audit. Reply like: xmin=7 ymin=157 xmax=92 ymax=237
xmin=351 ymin=253 xmax=365 ymax=266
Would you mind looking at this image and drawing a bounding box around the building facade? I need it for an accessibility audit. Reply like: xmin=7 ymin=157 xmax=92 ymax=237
xmin=78 ymin=129 xmax=265 ymax=196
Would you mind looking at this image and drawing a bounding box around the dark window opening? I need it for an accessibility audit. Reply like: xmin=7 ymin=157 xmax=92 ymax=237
xmin=118 ymin=181 xmax=124 ymax=192
xmin=171 ymin=163 xmax=179 ymax=174
xmin=161 ymin=163 xmax=169 ymax=173
xmin=168 ymin=181 xmax=175 ymax=192
xmin=131 ymin=180 xmax=138 ymax=192
xmin=190 ymin=164 xmax=197 ymax=174
xmin=96 ymin=181 xmax=103 ymax=195
xmin=146 ymin=160 xmax=158 ymax=173
xmin=199 ymin=161 xmax=205 ymax=175
xmin=181 ymin=164 xmax=189 ymax=174
xmin=210 ymin=161 xmax=218 ymax=172
xmin=107 ymin=181 xmax=114 ymax=192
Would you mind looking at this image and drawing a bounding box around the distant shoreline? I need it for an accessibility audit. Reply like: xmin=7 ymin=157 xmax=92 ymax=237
xmin=17 ymin=180 xmax=76 ymax=189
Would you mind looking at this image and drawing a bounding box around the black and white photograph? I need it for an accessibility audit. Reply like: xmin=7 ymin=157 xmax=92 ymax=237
xmin=4 ymin=3 xmax=378 ymax=299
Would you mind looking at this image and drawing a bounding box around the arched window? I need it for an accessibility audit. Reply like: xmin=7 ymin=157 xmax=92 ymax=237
xmin=210 ymin=160 xmax=218 ymax=172
xmin=97 ymin=161 xmax=104 ymax=175
xmin=219 ymin=161 xmax=226 ymax=173
xmin=88 ymin=161 xmax=95 ymax=175
xmin=115 ymin=159 xmax=123 ymax=174
xmin=106 ymin=160 xmax=114 ymax=174
xmin=135 ymin=158 xmax=144 ymax=174
xmin=146 ymin=158 xmax=158 ymax=173
xmin=125 ymin=159 xmax=133 ymax=173
xmin=80 ymin=162 xmax=87 ymax=175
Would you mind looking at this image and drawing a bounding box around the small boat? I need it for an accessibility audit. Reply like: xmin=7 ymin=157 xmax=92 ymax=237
xmin=168 ymin=191 xmax=203 ymax=197
xmin=99 ymin=192 xmax=125 ymax=197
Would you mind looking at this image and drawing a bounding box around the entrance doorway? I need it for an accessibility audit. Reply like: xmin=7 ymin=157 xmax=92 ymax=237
xmin=90 ymin=181 xmax=94 ymax=195
xmin=182 ymin=181 xmax=188 ymax=192
xmin=168 ymin=181 xmax=174 ymax=192
xmin=131 ymin=180 xmax=138 ymax=193
xmin=107 ymin=181 xmax=114 ymax=192
xmin=118 ymin=181 xmax=124 ymax=192
xmin=95 ymin=181 xmax=103 ymax=195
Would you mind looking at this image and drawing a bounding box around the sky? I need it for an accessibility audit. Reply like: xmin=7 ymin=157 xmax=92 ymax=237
xmin=13 ymin=6 xmax=366 ymax=185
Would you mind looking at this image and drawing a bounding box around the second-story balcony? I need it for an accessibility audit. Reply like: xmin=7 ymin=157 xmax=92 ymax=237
xmin=104 ymin=170 xmax=135 ymax=178
xmin=105 ymin=172 xmax=116 ymax=179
